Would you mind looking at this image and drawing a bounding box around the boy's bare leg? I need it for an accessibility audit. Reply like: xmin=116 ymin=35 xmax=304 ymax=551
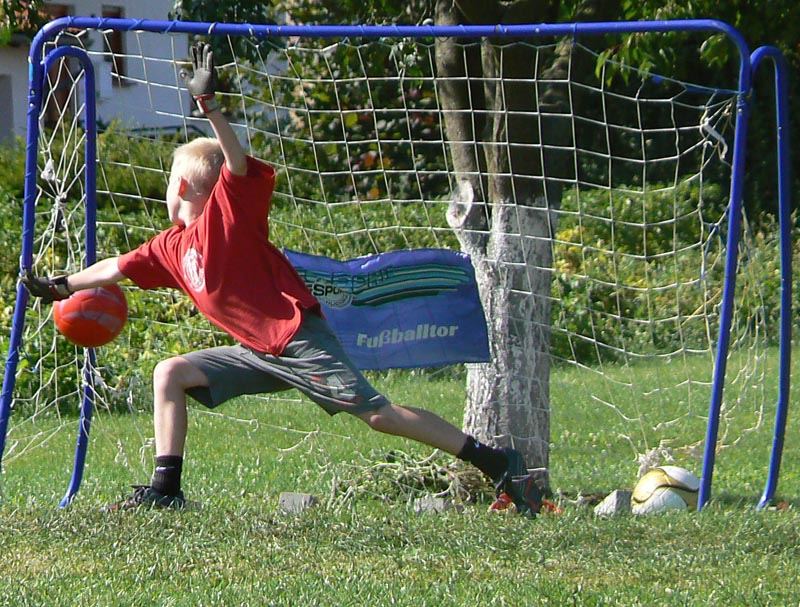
xmin=104 ymin=356 xmax=209 ymax=509
xmin=141 ymin=356 xmax=210 ymax=501
xmin=152 ymin=356 xmax=209 ymax=456
xmin=357 ymin=403 xmax=543 ymax=516
xmin=357 ymin=404 xmax=469 ymax=455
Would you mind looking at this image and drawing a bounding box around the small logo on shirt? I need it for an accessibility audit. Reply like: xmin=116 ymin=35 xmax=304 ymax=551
xmin=182 ymin=247 xmax=206 ymax=292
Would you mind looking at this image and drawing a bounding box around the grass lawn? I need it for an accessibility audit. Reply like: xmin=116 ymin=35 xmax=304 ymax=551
xmin=0 ymin=350 xmax=798 ymax=606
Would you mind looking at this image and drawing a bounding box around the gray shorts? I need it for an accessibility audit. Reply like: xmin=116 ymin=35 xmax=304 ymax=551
xmin=182 ymin=313 xmax=390 ymax=416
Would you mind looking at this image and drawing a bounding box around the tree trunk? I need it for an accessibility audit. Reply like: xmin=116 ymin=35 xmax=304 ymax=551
xmin=435 ymin=0 xmax=587 ymax=482
xmin=457 ymin=194 xmax=555 ymax=477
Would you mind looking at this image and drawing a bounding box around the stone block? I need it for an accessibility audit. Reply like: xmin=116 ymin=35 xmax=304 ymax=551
xmin=413 ymin=495 xmax=463 ymax=515
xmin=278 ymin=492 xmax=318 ymax=514
xmin=594 ymin=489 xmax=632 ymax=517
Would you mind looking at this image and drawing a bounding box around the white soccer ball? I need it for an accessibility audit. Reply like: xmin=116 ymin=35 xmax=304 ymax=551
xmin=631 ymin=465 xmax=700 ymax=515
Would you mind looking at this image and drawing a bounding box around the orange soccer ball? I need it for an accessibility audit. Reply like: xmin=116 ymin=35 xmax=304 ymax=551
xmin=53 ymin=285 xmax=128 ymax=347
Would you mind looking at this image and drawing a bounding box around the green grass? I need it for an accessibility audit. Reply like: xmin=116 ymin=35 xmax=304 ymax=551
xmin=1 ymin=353 xmax=799 ymax=606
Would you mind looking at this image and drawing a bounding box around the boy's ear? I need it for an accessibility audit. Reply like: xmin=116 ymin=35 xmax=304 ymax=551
xmin=178 ymin=177 xmax=188 ymax=198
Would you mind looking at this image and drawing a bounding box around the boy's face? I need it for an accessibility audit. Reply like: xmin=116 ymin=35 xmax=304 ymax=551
xmin=166 ymin=174 xmax=187 ymax=226
xmin=167 ymin=172 xmax=211 ymax=227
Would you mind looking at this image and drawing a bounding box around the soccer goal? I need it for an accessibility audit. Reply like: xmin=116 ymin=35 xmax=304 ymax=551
xmin=0 ymin=17 xmax=792 ymax=509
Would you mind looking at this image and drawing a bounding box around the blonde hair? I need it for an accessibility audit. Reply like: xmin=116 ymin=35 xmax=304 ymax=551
xmin=171 ymin=137 xmax=225 ymax=197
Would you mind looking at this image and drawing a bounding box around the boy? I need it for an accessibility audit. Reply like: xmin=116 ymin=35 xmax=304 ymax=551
xmin=23 ymin=43 xmax=542 ymax=516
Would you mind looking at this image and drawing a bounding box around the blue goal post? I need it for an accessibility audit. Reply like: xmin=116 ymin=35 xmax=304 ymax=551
xmin=0 ymin=17 xmax=792 ymax=509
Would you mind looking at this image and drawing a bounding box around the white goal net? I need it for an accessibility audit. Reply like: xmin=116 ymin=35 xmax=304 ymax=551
xmin=0 ymin=22 xmax=779 ymax=498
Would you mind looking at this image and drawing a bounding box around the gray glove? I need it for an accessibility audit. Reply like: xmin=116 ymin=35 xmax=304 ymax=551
xmin=21 ymin=271 xmax=72 ymax=304
xmin=181 ymin=42 xmax=219 ymax=113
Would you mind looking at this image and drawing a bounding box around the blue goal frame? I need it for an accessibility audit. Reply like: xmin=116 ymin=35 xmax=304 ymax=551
xmin=0 ymin=17 xmax=792 ymax=509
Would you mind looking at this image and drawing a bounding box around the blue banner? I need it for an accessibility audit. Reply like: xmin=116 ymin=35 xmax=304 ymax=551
xmin=285 ymin=248 xmax=490 ymax=370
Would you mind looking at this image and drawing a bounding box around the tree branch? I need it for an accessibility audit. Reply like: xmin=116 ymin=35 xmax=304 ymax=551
xmin=449 ymin=0 xmax=501 ymax=24
xmin=436 ymin=0 xmax=490 ymax=250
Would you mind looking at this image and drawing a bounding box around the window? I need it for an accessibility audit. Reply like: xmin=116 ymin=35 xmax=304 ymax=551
xmin=102 ymin=6 xmax=125 ymax=85
xmin=45 ymin=3 xmax=71 ymax=19
xmin=43 ymin=4 xmax=74 ymax=127
xmin=0 ymin=76 xmax=13 ymax=141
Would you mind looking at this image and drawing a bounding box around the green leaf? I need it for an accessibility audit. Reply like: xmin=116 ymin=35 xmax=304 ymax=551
xmin=344 ymin=112 xmax=359 ymax=129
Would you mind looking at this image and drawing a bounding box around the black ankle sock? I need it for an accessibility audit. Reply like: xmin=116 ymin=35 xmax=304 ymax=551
xmin=456 ymin=436 xmax=508 ymax=482
xmin=151 ymin=455 xmax=183 ymax=496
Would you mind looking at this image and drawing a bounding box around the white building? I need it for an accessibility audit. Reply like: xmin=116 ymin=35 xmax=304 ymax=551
xmin=0 ymin=1 xmax=189 ymax=141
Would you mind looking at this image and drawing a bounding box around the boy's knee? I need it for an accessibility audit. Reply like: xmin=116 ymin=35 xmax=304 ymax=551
xmin=153 ymin=357 xmax=206 ymax=390
xmin=153 ymin=357 xmax=183 ymax=388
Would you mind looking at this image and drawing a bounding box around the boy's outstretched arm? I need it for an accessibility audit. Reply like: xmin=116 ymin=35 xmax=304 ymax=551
xmin=182 ymin=43 xmax=247 ymax=176
xmin=206 ymin=106 xmax=247 ymax=176
xmin=22 ymin=257 xmax=124 ymax=303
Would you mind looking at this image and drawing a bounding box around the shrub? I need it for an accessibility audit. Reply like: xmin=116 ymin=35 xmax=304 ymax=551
xmin=551 ymin=183 xmax=790 ymax=364
xmin=0 ymin=137 xmax=26 ymax=198
xmin=0 ymin=129 xmax=795 ymax=405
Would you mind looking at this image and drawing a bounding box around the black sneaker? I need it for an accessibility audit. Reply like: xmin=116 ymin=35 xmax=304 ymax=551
xmin=103 ymin=485 xmax=186 ymax=512
xmin=489 ymin=448 xmax=543 ymax=517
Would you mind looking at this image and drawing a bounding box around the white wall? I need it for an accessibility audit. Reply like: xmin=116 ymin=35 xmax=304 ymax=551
xmin=72 ymin=0 xmax=191 ymax=132
xmin=0 ymin=0 xmax=188 ymax=140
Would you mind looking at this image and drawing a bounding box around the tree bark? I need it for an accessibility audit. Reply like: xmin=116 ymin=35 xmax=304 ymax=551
xmin=435 ymin=0 xmax=610 ymax=482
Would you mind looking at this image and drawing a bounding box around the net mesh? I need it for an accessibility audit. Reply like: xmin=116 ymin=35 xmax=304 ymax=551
xmin=2 ymin=26 xmax=774 ymax=480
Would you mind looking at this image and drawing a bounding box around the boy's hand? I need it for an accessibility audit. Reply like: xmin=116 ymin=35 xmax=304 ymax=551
xmin=181 ymin=42 xmax=219 ymax=114
xmin=182 ymin=42 xmax=247 ymax=175
xmin=21 ymin=271 xmax=72 ymax=304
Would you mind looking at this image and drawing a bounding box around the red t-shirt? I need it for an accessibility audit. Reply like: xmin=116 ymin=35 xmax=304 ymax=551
xmin=118 ymin=156 xmax=319 ymax=355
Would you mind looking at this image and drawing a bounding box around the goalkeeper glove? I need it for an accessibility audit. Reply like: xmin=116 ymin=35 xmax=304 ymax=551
xmin=21 ymin=271 xmax=72 ymax=304
xmin=181 ymin=42 xmax=219 ymax=115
